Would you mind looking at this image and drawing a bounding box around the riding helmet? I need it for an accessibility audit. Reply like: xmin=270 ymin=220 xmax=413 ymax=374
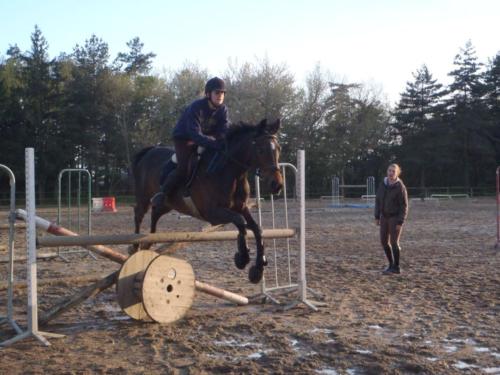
xmin=205 ymin=77 xmax=226 ymax=94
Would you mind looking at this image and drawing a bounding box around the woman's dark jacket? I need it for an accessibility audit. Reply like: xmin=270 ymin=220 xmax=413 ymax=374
xmin=172 ymin=97 xmax=229 ymax=149
xmin=374 ymin=178 xmax=408 ymax=225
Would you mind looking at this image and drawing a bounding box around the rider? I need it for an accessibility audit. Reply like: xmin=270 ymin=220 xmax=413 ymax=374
xmin=151 ymin=77 xmax=229 ymax=208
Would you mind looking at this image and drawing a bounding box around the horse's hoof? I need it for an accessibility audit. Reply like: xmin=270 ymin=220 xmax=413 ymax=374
xmin=248 ymin=265 xmax=263 ymax=284
xmin=234 ymin=251 xmax=250 ymax=270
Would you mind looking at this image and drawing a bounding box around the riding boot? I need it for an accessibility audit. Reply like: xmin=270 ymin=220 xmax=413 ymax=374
xmin=391 ymin=244 xmax=401 ymax=274
xmin=151 ymin=172 xmax=182 ymax=208
xmin=382 ymin=245 xmax=394 ymax=274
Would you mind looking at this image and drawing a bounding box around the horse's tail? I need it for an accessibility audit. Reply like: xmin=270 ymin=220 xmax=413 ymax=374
xmin=131 ymin=146 xmax=155 ymax=177
xmin=129 ymin=146 xmax=156 ymax=193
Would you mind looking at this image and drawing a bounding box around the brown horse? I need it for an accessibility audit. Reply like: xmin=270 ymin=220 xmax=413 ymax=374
xmin=131 ymin=119 xmax=283 ymax=283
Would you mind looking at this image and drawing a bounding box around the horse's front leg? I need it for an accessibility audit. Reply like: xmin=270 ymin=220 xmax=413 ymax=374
xmin=241 ymin=207 xmax=267 ymax=284
xmin=203 ymin=207 xmax=252 ymax=276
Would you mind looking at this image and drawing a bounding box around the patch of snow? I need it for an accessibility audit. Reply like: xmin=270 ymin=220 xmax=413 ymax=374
xmin=444 ymin=345 xmax=458 ymax=353
xmin=247 ymin=352 xmax=262 ymax=359
xmin=108 ymin=315 xmax=131 ymax=321
xmin=483 ymin=367 xmax=500 ymax=374
xmin=247 ymin=349 xmax=273 ymax=360
xmin=309 ymin=328 xmax=334 ymax=334
xmin=426 ymin=357 xmax=439 ymax=362
xmin=316 ymin=369 xmax=338 ymax=375
xmin=355 ymin=349 xmax=372 ymax=355
xmin=368 ymin=325 xmax=383 ymax=330
xmin=474 ymin=347 xmax=490 ymax=353
xmin=453 ymin=361 xmax=478 ymax=370
xmin=214 ymin=339 xmax=259 ymax=348
xmin=465 ymin=338 xmax=478 ymax=345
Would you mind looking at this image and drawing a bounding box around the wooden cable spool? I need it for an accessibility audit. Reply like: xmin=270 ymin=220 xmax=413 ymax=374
xmin=116 ymin=250 xmax=195 ymax=324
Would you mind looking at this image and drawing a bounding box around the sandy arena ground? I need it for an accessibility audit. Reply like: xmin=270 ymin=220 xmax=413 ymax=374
xmin=0 ymin=198 xmax=499 ymax=374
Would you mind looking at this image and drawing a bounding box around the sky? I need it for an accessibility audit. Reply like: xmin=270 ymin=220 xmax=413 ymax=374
xmin=1 ymin=0 xmax=498 ymax=105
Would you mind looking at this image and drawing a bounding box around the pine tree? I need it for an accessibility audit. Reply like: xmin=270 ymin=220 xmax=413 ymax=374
xmin=22 ymin=25 xmax=64 ymax=198
xmin=448 ymin=40 xmax=483 ymax=106
xmin=446 ymin=41 xmax=491 ymax=188
xmin=393 ymin=65 xmax=446 ymax=189
xmin=0 ymin=45 xmax=26 ymax=175
xmin=482 ymin=53 xmax=500 ymax=170
xmin=115 ymin=37 xmax=156 ymax=75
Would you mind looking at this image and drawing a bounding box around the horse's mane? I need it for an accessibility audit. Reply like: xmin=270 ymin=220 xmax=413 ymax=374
xmin=226 ymin=122 xmax=259 ymax=141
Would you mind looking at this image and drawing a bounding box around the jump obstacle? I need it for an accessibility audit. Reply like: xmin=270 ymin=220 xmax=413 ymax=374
xmin=0 ymin=164 xmax=23 ymax=336
xmin=1 ymin=148 xmax=318 ymax=347
xmin=254 ymin=161 xmax=321 ymax=307
xmin=328 ymin=176 xmax=375 ymax=208
xmin=56 ymin=168 xmax=93 ymax=261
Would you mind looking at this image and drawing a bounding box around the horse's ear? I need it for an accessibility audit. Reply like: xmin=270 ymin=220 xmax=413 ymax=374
xmin=257 ymin=118 xmax=268 ymax=132
xmin=266 ymin=118 xmax=281 ymax=135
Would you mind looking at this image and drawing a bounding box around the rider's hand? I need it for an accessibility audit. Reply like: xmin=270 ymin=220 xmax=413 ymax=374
xmin=375 ymin=219 xmax=380 ymax=226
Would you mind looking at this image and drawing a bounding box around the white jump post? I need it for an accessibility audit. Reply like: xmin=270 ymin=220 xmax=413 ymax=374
xmin=0 ymin=164 xmax=23 ymax=337
xmin=1 ymin=148 xmax=64 ymax=347
xmin=332 ymin=176 xmax=340 ymax=206
xmin=365 ymin=176 xmax=376 ymax=205
xmin=255 ymin=150 xmax=319 ymax=310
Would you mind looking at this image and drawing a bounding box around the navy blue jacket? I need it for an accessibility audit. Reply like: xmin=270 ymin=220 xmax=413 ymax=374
xmin=172 ymin=98 xmax=229 ymax=148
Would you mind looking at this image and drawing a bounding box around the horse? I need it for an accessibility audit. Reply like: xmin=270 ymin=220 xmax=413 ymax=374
xmin=131 ymin=118 xmax=283 ymax=284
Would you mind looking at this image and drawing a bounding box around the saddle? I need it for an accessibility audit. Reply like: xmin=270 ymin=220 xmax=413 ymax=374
xmin=161 ymin=146 xmax=215 ymax=194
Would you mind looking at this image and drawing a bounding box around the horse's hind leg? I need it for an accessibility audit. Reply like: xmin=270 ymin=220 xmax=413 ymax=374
xmin=134 ymin=200 xmax=149 ymax=234
xmin=130 ymin=200 xmax=149 ymax=254
xmin=141 ymin=204 xmax=171 ymax=250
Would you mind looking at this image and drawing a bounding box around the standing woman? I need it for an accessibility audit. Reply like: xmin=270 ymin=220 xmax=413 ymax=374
xmin=374 ymin=164 xmax=409 ymax=274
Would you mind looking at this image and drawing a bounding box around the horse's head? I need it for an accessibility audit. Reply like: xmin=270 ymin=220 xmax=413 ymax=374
xmin=224 ymin=118 xmax=284 ymax=194
xmin=253 ymin=118 xmax=283 ymax=195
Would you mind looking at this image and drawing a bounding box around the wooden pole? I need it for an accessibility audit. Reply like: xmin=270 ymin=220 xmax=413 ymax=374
xmin=36 ymin=228 xmax=296 ymax=248
xmin=194 ymin=280 xmax=248 ymax=306
xmin=39 ymin=271 xmax=119 ymax=326
xmin=16 ymin=209 xmax=127 ymax=264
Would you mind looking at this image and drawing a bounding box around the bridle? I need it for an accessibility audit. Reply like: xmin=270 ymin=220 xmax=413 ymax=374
xmin=221 ymin=133 xmax=281 ymax=176
xmin=254 ymin=134 xmax=280 ymax=177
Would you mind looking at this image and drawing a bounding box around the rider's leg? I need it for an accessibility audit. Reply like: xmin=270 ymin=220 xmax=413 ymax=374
xmin=151 ymin=140 xmax=194 ymax=207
